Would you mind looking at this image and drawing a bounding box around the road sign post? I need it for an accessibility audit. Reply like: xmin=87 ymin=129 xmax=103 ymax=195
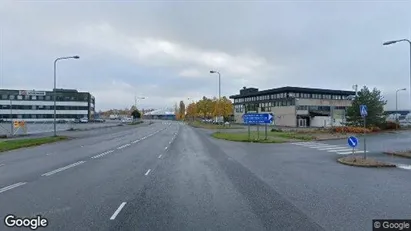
xmin=348 ymin=136 xmax=358 ymax=155
xmin=360 ymin=105 xmax=368 ymax=159
xmin=243 ymin=113 xmax=274 ymax=141
xmin=248 ymin=124 xmax=251 ymax=141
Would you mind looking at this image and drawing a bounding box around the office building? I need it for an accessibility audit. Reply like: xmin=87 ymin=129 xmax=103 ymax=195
xmin=230 ymin=86 xmax=356 ymax=127
xmin=0 ymin=89 xmax=95 ymax=121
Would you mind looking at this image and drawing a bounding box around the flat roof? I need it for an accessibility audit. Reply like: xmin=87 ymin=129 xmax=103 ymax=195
xmin=229 ymin=86 xmax=355 ymax=99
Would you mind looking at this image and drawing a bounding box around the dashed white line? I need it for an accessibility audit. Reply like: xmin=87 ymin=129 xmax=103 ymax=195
xmin=168 ymin=141 xmax=172 ymax=144
xmin=0 ymin=182 xmax=27 ymax=194
xmin=110 ymin=202 xmax=127 ymax=220
xmin=41 ymin=161 xmax=86 ymax=177
xmin=164 ymin=147 xmax=168 ymax=150
xmin=117 ymin=144 xmax=131 ymax=150
xmin=145 ymin=169 xmax=151 ymax=176
xmin=91 ymin=150 xmax=114 ymax=159
xmin=158 ymin=154 xmax=162 ymax=159
xmin=0 ymin=163 xmax=4 ymax=167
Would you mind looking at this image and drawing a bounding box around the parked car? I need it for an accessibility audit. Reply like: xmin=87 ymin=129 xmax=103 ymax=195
xmin=79 ymin=117 xmax=89 ymax=123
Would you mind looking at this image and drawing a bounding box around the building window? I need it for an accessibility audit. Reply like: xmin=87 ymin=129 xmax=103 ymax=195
xmin=31 ymin=96 xmax=36 ymax=100
xmin=32 ymin=105 xmax=36 ymax=110
xmin=31 ymin=115 xmax=36 ymax=119
xmin=1 ymin=95 xmax=7 ymax=100
xmin=38 ymin=96 xmax=44 ymax=100
xmin=17 ymin=95 xmax=22 ymax=100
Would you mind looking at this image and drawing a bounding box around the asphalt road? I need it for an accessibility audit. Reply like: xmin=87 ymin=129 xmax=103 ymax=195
xmin=0 ymin=120 xmax=410 ymax=231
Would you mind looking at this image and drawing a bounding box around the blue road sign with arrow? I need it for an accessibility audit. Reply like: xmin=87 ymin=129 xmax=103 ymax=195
xmin=360 ymin=105 xmax=368 ymax=117
xmin=348 ymin=136 xmax=358 ymax=148
xmin=243 ymin=113 xmax=274 ymax=124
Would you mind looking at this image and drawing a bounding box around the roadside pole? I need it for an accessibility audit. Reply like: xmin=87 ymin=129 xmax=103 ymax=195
xmin=360 ymin=104 xmax=368 ymax=159
xmin=363 ymin=116 xmax=367 ymax=159
xmin=257 ymin=124 xmax=260 ymax=140
xmin=264 ymin=123 xmax=268 ymax=140
xmin=248 ymin=124 xmax=251 ymax=141
xmin=9 ymin=99 xmax=13 ymax=136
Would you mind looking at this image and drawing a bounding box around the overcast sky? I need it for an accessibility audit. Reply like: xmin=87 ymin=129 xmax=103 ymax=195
xmin=1 ymin=0 xmax=410 ymax=111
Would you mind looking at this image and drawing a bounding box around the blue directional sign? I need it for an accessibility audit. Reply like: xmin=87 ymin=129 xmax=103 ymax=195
xmin=243 ymin=113 xmax=273 ymax=124
xmin=360 ymin=105 xmax=368 ymax=117
xmin=347 ymin=136 xmax=358 ymax=148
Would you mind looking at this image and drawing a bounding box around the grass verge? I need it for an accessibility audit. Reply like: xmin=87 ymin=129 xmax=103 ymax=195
xmin=211 ymin=131 xmax=314 ymax=143
xmin=128 ymin=121 xmax=144 ymax=125
xmin=0 ymin=136 xmax=68 ymax=152
xmin=337 ymin=156 xmax=396 ymax=168
xmin=211 ymin=132 xmax=286 ymax=143
xmin=383 ymin=151 xmax=411 ymax=159
xmin=188 ymin=121 xmax=242 ymax=130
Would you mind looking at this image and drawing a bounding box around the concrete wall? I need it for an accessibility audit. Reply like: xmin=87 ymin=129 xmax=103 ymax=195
xmin=270 ymin=106 xmax=296 ymax=127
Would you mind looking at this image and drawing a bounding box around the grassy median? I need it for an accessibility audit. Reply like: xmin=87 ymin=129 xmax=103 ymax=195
xmin=211 ymin=131 xmax=315 ymax=143
xmin=337 ymin=156 xmax=396 ymax=168
xmin=188 ymin=121 xmax=243 ymax=130
xmin=0 ymin=136 xmax=68 ymax=152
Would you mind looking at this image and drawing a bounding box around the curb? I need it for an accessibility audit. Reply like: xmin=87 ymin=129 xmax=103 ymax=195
xmin=383 ymin=151 xmax=411 ymax=159
xmin=337 ymin=157 xmax=396 ymax=168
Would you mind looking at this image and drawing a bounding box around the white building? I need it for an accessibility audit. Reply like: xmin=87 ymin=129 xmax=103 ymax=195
xmin=0 ymin=89 xmax=95 ymax=121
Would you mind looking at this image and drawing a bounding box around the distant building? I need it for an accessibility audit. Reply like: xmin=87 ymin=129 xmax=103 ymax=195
xmin=0 ymin=88 xmax=95 ymax=121
xmin=230 ymin=86 xmax=356 ymax=127
xmin=144 ymin=108 xmax=176 ymax=120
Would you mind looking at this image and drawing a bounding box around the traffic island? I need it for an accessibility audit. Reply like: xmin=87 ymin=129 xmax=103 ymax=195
xmin=0 ymin=136 xmax=68 ymax=153
xmin=211 ymin=131 xmax=314 ymax=143
xmin=337 ymin=156 xmax=396 ymax=168
xmin=383 ymin=150 xmax=411 ymax=159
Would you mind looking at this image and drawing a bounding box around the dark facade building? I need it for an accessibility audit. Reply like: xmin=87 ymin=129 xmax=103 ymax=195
xmin=0 ymin=89 xmax=95 ymax=121
xmin=230 ymin=86 xmax=356 ymax=127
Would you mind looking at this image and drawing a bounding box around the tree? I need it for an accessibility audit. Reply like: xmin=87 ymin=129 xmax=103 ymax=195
xmin=346 ymin=86 xmax=386 ymax=127
xmin=174 ymin=103 xmax=181 ymax=120
xmin=131 ymin=109 xmax=141 ymax=119
xmin=130 ymin=105 xmax=137 ymax=111
xmin=186 ymin=102 xmax=197 ymax=121
xmin=179 ymin=101 xmax=186 ymax=120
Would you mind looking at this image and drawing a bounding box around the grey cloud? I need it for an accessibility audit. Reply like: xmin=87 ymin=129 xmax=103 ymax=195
xmin=1 ymin=0 xmax=411 ymax=110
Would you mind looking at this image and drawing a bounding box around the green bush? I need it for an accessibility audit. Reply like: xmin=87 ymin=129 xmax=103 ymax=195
xmin=378 ymin=121 xmax=400 ymax=130
xmin=271 ymin=128 xmax=283 ymax=132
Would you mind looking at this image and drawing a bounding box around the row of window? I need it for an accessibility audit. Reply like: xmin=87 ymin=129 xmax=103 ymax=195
xmin=0 ymin=105 xmax=89 ymax=110
xmin=2 ymin=94 xmax=90 ymax=102
xmin=234 ymin=92 xmax=348 ymax=103
xmin=0 ymin=114 xmax=88 ymax=119
xmin=296 ymin=106 xmax=347 ymax=111
xmin=234 ymin=104 xmax=348 ymax=113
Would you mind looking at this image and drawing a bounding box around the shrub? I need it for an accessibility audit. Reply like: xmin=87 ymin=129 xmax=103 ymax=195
xmin=333 ymin=126 xmax=371 ymax=133
xmin=379 ymin=121 xmax=400 ymax=130
xmin=369 ymin=126 xmax=381 ymax=132
xmin=271 ymin=128 xmax=283 ymax=132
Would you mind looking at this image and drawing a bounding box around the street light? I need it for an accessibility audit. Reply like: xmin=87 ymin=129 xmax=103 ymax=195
xmin=396 ymin=88 xmax=406 ymax=123
xmin=53 ymin=55 xmax=80 ymax=137
xmin=383 ymin=39 xmax=411 ymax=112
xmin=209 ymin=70 xmax=221 ymax=100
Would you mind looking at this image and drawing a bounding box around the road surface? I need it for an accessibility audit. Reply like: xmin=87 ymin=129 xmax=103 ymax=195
xmin=0 ymin=120 xmax=410 ymax=231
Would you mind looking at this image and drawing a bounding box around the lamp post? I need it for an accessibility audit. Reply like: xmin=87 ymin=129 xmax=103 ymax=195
xmin=210 ymin=70 xmax=221 ymax=124
xmin=383 ymin=39 xmax=411 ymax=112
xmin=53 ymin=55 xmax=80 ymax=137
xmin=396 ymin=88 xmax=406 ymax=125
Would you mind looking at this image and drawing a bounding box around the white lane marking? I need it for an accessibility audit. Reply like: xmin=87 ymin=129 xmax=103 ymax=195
xmin=318 ymin=146 xmax=344 ymax=150
xmin=169 ymin=141 xmax=172 ymax=144
xmin=397 ymin=164 xmax=411 ymax=170
xmin=327 ymin=148 xmax=352 ymax=152
xmin=145 ymin=169 xmax=151 ymax=176
xmin=164 ymin=147 xmax=168 ymax=150
xmin=0 ymin=182 xmax=27 ymax=194
xmin=41 ymin=161 xmax=86 ymax=177
xmin=0 ymin=164 xmax=4 ymax=167
xmin=91 ymin=150 xmax=114 ymax=159
xmin=158 ymin=154 xmax=162 ymax=159
xmin=110 ymin=202 xmax=127 ymax=220
xmin=81 ymin=145 xmax=84 ymax=147
xmin=117 ymin=144 xmax=131 ymax=150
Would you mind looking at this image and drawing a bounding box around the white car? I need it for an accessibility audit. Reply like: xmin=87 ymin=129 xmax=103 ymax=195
xmin=79 ymin=117 xmax=88 ymax=123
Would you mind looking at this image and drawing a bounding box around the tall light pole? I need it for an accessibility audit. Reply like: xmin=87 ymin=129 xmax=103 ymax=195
xmin=383 ymin=39 xmax=411 ymax=112
xmin=53 ymin=55 xmax=80 ymax=137
xmin=210 ymin=70 xmax=221 ymax=123
xmin=134 ymin=96 xmax=146 ymax=109
xmin=396 ymin=88 xmax=406 ymax=123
